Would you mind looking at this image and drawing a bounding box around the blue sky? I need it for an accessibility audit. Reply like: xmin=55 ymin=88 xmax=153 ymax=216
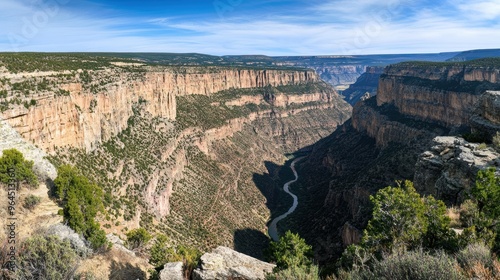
xmin=1 ymin=0 xmax=500 ymax=55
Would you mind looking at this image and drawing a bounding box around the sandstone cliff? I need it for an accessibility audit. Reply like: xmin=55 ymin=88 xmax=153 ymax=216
xmin=1 ymin=66 xmax=317 ymax=152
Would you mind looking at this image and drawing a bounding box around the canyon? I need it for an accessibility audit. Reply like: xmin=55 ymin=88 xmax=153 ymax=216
xmin=340 ymin=66 xmax=384 ymax=105
xmin=2 ymin=53 xmax=500 ymax=278
xmin=0 ymin=54 xmax=351 ymax=260
xmin=289 ymin=58 xmax=500 ymax=263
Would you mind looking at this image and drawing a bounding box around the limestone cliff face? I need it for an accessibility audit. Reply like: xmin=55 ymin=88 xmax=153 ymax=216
xmin=352 ymin=64 xmax=500 ymax=146
xmin=470 ymin=91 xmax=500 ymax=140
xmin=377 ymin=64 xmax=500 ymax=128
xmin=2 ymin=67 xmax=316 ymax=152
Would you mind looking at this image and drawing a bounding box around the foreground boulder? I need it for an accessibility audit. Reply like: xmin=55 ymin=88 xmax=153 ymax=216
xmin=192 ymin=246 xmax=275 ymax=280
xmin=159 ymin=262 xmax=184 ymax=280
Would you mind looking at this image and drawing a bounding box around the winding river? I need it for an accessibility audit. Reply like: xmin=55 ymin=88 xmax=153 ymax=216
xmin=268 ymin=156 xmax=305 ymax=241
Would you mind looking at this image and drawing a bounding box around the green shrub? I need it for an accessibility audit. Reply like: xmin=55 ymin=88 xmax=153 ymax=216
xmin=126 ymin=228 xmax=152 ymax=250
xmin=345 ymin=250 xmax=465 ymax=280
xmin=337 ymin=245 xmax=373 ymax=272
xmin=0 ymin=148 xmax=38 ymax=187
xmin=149 ymin=234 xmax=169 ymax=267
xmin=174 ymin=245 xmax=201 ymax=277
xmin=360 ymin=181 xmax=457 ymax=255
xmin=456 ymin=243 xmax=493 ymax=272
xmin=363 ymin=181 xmax=428 ymax=254
xmin=459 ymin=200 xmax=480 ymax=228
xmin=267 ymin=231 xmax=313 ymax=271
xmin=266 ymin=264 xmax=320 ymax=280
xmin=23 ymin=194 xmax=41 ymax=210
xmin=15 ymin=235 xmax=79 ymax=280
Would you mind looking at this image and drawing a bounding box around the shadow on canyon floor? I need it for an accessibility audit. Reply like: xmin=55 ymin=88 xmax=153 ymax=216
xmin=230 ymin=152 xmax=311 ymax=260
xmin=233 ymin=228 xmax=270 ymax=260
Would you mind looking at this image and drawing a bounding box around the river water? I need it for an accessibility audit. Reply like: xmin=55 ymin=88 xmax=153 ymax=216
xmin=268 ymin=157 xmax=304 ymax=241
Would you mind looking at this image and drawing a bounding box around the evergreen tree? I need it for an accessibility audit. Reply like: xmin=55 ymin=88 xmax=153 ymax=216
xmin=268 ymin=230 xmax=313 ymax=271
xmin=149 ymin=234 xmax=170 ymax=267
xmin=0 ymin=148 xmax=38 ymax=187
xmin=363 ymin=181 xmax=427 ymax=254
xmin=54 ymin=164 xmax=107 ymax=250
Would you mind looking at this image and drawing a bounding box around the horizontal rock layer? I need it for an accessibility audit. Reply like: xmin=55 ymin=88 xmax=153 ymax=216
xmin=2 ymin=67 xmax=317 ymax=152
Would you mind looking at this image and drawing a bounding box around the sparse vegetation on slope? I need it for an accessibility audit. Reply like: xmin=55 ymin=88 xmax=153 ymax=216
xmin=176 ymin=82 xmax=334 ymax=130
xmin=394 ymin=57 xmax=500 ymax=68
xmin=0 ymin=52 xmax=141 ymax=73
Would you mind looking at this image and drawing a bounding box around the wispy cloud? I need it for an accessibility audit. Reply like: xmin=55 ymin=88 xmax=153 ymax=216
xmin=456 ymin=0 xmax=500 ymax=20
xmin=0 ymin=0 xmax=499 ymax=55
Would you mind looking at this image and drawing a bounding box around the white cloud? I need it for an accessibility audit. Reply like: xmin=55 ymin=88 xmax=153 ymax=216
xmin=456 ymin=0 xmax=500 ymax=20
xmin=0 ymin=0 xmax=499 ymax=55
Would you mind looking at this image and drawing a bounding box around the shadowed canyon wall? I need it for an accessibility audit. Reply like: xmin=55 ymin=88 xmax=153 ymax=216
xmin=291 ymin=61 xmax=500 ymax=263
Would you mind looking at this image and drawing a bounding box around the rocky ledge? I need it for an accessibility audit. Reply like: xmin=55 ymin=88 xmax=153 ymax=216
xmin=414 ymin=136 xmax=500 ymax=204
xmin=192 ymin=246 xmax=275 ymax=280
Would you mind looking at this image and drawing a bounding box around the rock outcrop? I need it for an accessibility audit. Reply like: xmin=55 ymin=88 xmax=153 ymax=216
xmin=159 ymin=262 xmax=184 ymax=280
xmin=414 ymin=136 xmax=500 ymax=204
xmin=47 ymin=224 xmax=93 ymax=257
xmin=0 ymin=117 xmax=57 ymax=180
xmin=192 ymin=246 xmax=275 ymax=280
